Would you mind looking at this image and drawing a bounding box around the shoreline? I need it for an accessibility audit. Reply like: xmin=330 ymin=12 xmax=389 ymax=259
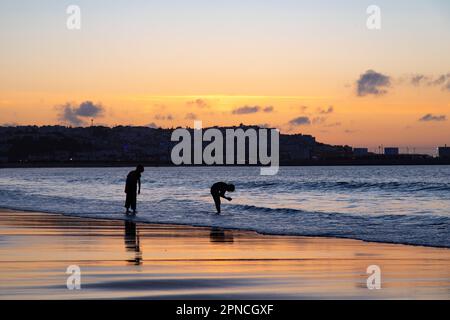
xmin=1 ymin=207 xmax=448 ymax=250
xmin=1 ymin=161 xmax=450 ymax=169
xmin=0 ymin=209 xmax=449 ymax=299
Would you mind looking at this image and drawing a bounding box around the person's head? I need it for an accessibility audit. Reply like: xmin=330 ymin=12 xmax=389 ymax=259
xmin=226 ymin=184 xmax=235 ymax=192
xmin=136 ymin=164 xmax=144 ymax=173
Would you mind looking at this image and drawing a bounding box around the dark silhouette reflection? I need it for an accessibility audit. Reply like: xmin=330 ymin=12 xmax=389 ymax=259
xmin=210 ymin=227 xmax=234 ymax=244
xmin=124 ymin=220 xmax=142 ymax=265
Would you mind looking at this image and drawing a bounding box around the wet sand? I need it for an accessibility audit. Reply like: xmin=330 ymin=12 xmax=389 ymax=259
xmin=0 ymin=209 xmax=449 ymax=299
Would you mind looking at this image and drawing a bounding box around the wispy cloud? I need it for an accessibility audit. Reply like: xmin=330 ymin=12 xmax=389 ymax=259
xmin=187 ymin=99 xmax=210 ymax=108
xmin=185 ymin=113 xmax=197 ymax=120
xmin=429 ymin=74 xmax=448 ymax=86
xmin=0 ymin=122 xmax=19 ymax=127
xmin=312 ymin=117 xmax=327 ymax=125
xmin=410 ymin=74 xmax=429 ymax=86
xmin=231 ymin=105 xmax=274 ymax=115
xmin=289 ymin=116 xmax=311 ymax=126
xmin=317 ymin=106 xmax=334 ymax=114
xmin=324 ymin=122 xmax=341 ymax=127
xmin=155 ymin=114 xmax=174 ymax=120
xmin=419 ymin=114 xmax=447 ymax=122
xmin=147 ymin=122 xmax=159 ymax=128
xmin=409 ymin=73 xmax=450 ymax=91
xmin=232 ymin=106 xmax=259 ymax=114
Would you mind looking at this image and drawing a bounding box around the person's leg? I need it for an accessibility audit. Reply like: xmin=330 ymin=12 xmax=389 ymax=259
xmin=125 ymin=193 xmax=131 ymax=213
xmin=212 ymin=193 xmax=221 ymax=213
xmin=131 ymin=193 xmax=137 ymax=214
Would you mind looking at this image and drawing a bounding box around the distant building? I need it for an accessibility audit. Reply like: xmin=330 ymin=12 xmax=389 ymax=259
xmin=384 ymin=147 xmax=399 ymax=156
xmin=353 ymin=148 xmax=368 ymax=156
xmin=438 ymin=146 xmax=450 ymax=158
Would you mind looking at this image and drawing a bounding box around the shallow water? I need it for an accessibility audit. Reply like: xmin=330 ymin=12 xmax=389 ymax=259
xmin=0 ymin=166 xmax=449 ymax=247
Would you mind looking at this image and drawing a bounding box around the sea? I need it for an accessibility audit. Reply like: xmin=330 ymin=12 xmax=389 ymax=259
xmin=0 ymin=166 xmax=449 ymax=247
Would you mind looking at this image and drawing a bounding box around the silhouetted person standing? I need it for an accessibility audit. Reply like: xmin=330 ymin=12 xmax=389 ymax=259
xmin=210 ymin=182 xmax=235 ymax=214
xmin=125 ymin=165 xmax=144 ymax=215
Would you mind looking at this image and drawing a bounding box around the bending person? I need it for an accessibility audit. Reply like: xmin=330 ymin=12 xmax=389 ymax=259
xmin=210 ymin=182 xmax=235 ymax=214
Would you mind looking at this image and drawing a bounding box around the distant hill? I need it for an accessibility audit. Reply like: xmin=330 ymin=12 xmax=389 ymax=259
xmin=1 ymin=125 xmax=444 ymax=166
xmin=0 ymin=125 xmax=352 ymax=164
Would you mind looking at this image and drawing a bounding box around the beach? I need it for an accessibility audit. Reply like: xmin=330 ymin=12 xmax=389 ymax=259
xmin=0 ymin=209 xmax=449 ymax=300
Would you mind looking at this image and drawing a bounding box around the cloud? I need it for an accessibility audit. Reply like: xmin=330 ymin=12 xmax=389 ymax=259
xmin=147 ymin=122 xmax=159 ymax=128
xmin=232 ymin=105 xmax=274 ymax=114
xmin=289 ymin=116 xmax=311 ymax=126
xmin=429 ymin=74 xmax=447 ymax=86
xmin=232 ymin=105 xmax=260 ymax=114
xmin=410 ymin=74 xmax=429 ymax=86
xmin=299 ymin=105 xmax=308 ymax=112
xmin=408 ymin=73 xmax=450 ymax=91
xmin=325 ymin=122 xmax=342 ymax=127
xmin=58 ymin=101 xmax=104 ymax=126
xmin=317 ymin=106 xmax=334 ymax=114
xmin=76 ymin=101 xmax=103 ymax=117
xmin=312 ymin=117 xmax=327 ymax=125
xmin=60 ymin=107 xmax=83 ymax=126
xmin=187 ymin=99 xmax=209 ymax=108
xmin=428 ymin=74 xmax=450 ymax=91
xmin=356 ymin=70 xmax=391 ymax=96
xmin=1 ymin=122 xmax=19 ymax=127
xmin=155 ymin=114 xmax=174 ymax=120
xmin=419 ymin=114 xmax=447 ymax=122
xmin=185 ymin=113 xmax=197 ymax=120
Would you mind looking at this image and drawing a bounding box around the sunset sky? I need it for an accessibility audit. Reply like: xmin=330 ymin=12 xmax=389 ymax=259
xmin=1 ymin=0 xmax=449 ymax=153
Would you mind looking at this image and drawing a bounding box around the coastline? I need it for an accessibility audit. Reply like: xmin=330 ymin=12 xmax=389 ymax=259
xmin=1 ymin=160 xmax=450 ymax=168
xmin=2 ymin=206 xmax=448 ymax=249
xmin=0 ymin=209 xmax=449 ymax=299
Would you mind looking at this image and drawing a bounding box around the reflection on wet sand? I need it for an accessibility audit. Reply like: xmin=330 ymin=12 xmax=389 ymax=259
xmin=124 ymin=220 xmax=142 ymax=265
xmin=0 ymin=210 xmax=449 ymax=299
xmin=210 ymin=227 xmax=234 ymax=244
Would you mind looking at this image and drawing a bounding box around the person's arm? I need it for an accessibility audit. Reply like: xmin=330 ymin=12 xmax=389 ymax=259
xmin=219 ymin=190 xmax=232 ymax=201
xmin=138 ymin=177 xmax=141 ymax=194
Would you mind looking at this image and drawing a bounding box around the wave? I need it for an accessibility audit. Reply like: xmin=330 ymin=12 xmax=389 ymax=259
xmin=232 ymin=203 xmax=449 ymax=223
xmin=238 ymin=180 xmax=450 ymax=192
xmin=0 ymin=193 xmax=448 ymax=248
xmin=0 ymin=165 xmax=449 ymax=248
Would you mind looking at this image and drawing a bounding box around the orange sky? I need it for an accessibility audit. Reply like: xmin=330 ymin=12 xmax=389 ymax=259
xmin=0 ymin=1 xmax=449 ymax=152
